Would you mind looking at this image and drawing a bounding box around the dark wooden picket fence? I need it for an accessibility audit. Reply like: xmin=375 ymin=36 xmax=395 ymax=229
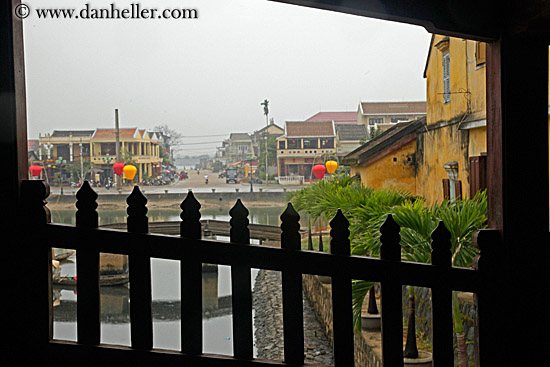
xmin=21 ymin=179 xmax=495 ymax=366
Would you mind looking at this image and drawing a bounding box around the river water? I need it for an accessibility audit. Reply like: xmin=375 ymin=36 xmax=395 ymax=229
xmin=50 ymin=206 xmax=287 ymax=356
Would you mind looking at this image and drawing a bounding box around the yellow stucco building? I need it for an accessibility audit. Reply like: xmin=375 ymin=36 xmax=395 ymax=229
xmin=346 ymin=35 xmax=489 ymax=203
xmin=344 ymin=119 xmax=423 ymax=194
xmin=38 ymin=127 xmax=163 ymax=183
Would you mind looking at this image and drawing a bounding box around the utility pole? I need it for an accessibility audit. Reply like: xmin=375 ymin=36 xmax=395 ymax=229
xmin=79 ymin=138 xmax=84 ymax=183
xmin=260 ymin=99 xmax=270 ymax=182
xmin=115 ymin=109 xmax=121 ymax=188
xmin=265 ymin=134 xmax=268 ymax=183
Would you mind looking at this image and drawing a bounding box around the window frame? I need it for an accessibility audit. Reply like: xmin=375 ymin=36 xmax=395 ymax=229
xmin=320 ymin=138 xmax=334 ymax=149
xmin=443 ymin=50 xmax=451 ymax=104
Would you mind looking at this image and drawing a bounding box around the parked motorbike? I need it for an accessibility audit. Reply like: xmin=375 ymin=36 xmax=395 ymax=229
xmin=104 ymin=179 xmax=113 ymax=190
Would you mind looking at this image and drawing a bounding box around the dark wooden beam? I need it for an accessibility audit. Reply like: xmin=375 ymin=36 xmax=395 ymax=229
xmin=1 ymin=1 xmax=27 ymax=205
xmin=486 ymin=34 xmax=549 ymax=366
xmin=270 ymin=0 xmax=503 ymax=40
xmin=2 ymin=0 xmax=31 ymax=364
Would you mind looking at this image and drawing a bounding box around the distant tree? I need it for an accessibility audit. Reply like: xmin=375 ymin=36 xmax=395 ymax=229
xmin=120 ymin=149 xmax=136 ymax=165
xmin=65 ymin=160 xmax=94 ymax=181
xmin=159 ymin=150 xmax=172 ymax=165
xmin=153 ymin=124 xmax=183 ymax=159
xmin=257 ymin=134 xmax=277 ymax=180
xmin=369 ymin=127 xmax=383 ymax=139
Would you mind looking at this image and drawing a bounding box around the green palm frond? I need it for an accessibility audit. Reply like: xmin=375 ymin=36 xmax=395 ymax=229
xmin=291 ymin=177 xmax=487 ymax=330
xmin=352 ymin=279 xmax=375 ymax=331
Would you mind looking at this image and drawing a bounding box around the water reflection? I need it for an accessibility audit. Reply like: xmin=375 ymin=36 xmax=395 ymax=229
xmin=53 ymin=257 xmax=253 ymax=355
xmin=50 ymin=207 xmax=275 ymax=355
xmin=49 ymin=206 xmax=286 ymax=226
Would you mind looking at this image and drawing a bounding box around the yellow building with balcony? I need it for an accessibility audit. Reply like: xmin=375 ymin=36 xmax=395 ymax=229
xmin=90 ymin=128 xmax=162 ymax=182
xmin=38 ymin=127 xmax=162 ymax=183
xmin=276 ymin=121 xmax=337 ymax=182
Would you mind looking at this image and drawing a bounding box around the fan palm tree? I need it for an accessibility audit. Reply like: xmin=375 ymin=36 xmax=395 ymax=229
xmin=291 ymin=177 xmax=487 ymax=365
xmin=355 ymin=192 xmax=487 ymax=365
xmin=291 ymin=175 xmax=415 ymax=326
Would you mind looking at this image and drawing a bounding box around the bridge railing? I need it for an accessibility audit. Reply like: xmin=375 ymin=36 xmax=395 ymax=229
xmin=22 ymin=179 xmax=493 ymax=366
xmin=277 ymin=176 xmax=304 ymax=185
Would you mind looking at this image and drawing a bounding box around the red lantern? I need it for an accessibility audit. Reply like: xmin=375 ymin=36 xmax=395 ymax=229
xmin=312 ymin=164 xmax=326 ymax=179
xmin=29 ymin=165 xmax=42 ymax=177
xmin=113 ymin=162 xmax=125 ymax=176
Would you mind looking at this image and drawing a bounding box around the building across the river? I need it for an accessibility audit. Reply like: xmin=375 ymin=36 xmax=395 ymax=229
xmin=36 ymin=127 xmax=163 ymax=184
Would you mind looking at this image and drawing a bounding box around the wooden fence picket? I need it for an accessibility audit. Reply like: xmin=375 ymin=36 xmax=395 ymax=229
xmin=180 ymin=191 xmax=203 ymax=355
xmin=330 ymin=209 xmax=354 ymax=366
xmin=127 ymin=186 xmax=153 ymax=350
xmin=280 ymin=203 xmax=304 ymax=365
xmin=75 ymin=181 xmax=101 ymax=345
xmin=379 ymin=214 xmax=404 ymax=367
xmin=430 ymin=221 xmax=453 ymax=366
xmin=229 ymin=199 xmax=253 ymax=359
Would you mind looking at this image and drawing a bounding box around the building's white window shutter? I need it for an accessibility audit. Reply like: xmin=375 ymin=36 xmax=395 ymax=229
xmin=443 ymin=51 xmax=451 ymax=104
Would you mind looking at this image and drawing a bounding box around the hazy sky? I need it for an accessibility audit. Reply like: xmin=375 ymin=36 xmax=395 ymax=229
xmin=23 ymin=0 xmax=431 ymax=156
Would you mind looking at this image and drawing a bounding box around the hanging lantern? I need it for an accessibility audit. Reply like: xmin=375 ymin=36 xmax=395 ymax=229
xmin=312 ymin=164 xmax=326 ymax=179
xmin=123 ymin=164 xmax=137 ymax=180
xmin=325 ymin=160 xmax=338 ymax=174
xmin=29 ymin=165 xmax=42 ymax=177
xmin=113 ymin=162 xmax=125 ymax=176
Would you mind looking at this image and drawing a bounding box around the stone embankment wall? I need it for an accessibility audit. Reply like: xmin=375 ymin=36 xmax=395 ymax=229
xmin=301 ymin=275 xmax=479 ymax=367
xmin=302 ymin=274 xmax=383 ymax=367
xmin=402 ymin=286 xmax=478 ymax=366
xmin=252 ymin=270 xmax=334 ymax=365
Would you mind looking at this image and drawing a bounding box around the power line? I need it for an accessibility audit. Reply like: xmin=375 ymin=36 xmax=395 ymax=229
xmin=181 ymin=134 xmax=228 ymax=138
xmin=176 ymin=147 xmax=218 ymax=151
xmin=178 ymin=140 xmax=223 ymax=145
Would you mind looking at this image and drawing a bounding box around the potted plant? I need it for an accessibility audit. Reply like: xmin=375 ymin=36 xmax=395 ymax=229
xmin=361 ymin=286 xmax=381 ymax=331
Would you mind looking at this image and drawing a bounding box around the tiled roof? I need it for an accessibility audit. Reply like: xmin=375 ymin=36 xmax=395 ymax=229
xmin=306 ymin=111 xmax=357 ymax=123
xmin=255 ymin=123 xmax=284 ymax=134
xmin=92 ymin=128 xmax=139 ymax=139
xmin=360 ymin=101 xmax=426 ymax=115
xmin=229 ymin=133 xmax=251 ymax=141
xmin=285 ymin=121 xmax=335 ymax=137
xmin=343 ymin=117 xmax=426 ymax=165
xmin=51 ymin=130 xmax=95 ymax=137
xmin=335 ymin=124 xmax=368 ymax=141
xmin=28 ymin=139 xmax=39 ymax=150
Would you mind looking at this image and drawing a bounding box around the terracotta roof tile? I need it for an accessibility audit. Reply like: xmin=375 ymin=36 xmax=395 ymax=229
xmin=285 ymin=121 xmax=335 ymax=137
xmin=306 ymin=111 xmax=357 ymax=123
xmin=51 ymin=130 xmax=95 ymax=137
xmin=93 ymin=128 xmax=138 ymax=139
xmin=360 ymin=101 xmax=426 ymax=115
xmin=229 ymin=133 xmax=251 ymax=141
xmin=28 ymin=139 xmax=39 ymax=150
xmin=335 ymin=124 xmax=368 ymax=141
xmin=343 ymin=118 xmax=426 ymax=165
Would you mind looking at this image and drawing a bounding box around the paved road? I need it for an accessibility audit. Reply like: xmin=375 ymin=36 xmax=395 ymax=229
xmin=49 ymin=169 xmax=305 ymax=195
